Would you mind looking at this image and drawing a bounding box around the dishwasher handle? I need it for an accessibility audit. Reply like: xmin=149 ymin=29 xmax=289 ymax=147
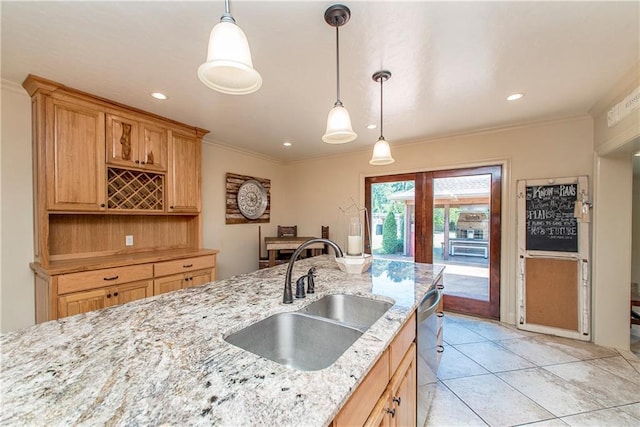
xmin=417 ymin=288 xmax=441 ymax=323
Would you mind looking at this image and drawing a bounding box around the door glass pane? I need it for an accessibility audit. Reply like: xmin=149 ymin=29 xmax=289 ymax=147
xmin=433 ymin=175 xmax=490 ymax=301
xmin=370 ymin=180 xmax=415 ymax=261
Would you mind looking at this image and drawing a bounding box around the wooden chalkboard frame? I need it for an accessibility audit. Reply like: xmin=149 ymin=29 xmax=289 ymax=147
xmin=516 ymin=176 xmax=590 ymax=341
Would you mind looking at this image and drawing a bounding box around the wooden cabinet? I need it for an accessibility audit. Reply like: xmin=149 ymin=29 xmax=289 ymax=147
xmin=45 ymin=95 xmax=106 ymax=211
xmin=153 ymin=255 xmax=216 ymax=295
xmin=33 ymin=250 xmax=218 ymax=322
xmin=334 ymin=314 xmax=417 ymax=427
xmin=58 ymin=280 xmax=153 ymax=318
xmin=106 ymin=114 xmax=167 ymax=172
xmin=168 ymin=131 xmax=201 ymax=213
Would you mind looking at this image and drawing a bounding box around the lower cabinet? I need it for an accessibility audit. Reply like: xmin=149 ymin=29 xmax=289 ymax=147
xmin=35 ymin=251 xmax=217 ymax=322
xmin=153 ymin=269 xmax=214 ymax=295
xmin=333 ymin=313 xmax=417 ymax=427
xmin=58 ymin=280 xmax=153 ymax=318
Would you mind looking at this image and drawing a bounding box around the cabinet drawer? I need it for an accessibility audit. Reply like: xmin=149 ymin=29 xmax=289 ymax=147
xmin=333 ymin=350 xmax=390 ymax=427
xmin=390 ymin=312 xmax=416 ymax=375
xmin=58 ymin=264 xmax=153 ymax=294
xmin=154 ymin=255 xmax=216 ymax=277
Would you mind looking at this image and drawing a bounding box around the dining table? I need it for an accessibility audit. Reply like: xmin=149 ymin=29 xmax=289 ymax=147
xmin=265 ymin=236 xmax=325 ymax=267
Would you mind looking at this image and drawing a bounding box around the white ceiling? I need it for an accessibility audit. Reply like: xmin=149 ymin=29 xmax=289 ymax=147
xmin=2 ymin=1 xmax=639 ymax=162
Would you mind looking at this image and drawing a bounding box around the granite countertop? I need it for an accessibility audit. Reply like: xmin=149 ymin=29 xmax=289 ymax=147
xmin=1 ymin=256 xmax=444 ymax=426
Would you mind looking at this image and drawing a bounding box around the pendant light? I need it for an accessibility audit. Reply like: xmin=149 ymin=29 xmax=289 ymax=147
xmin=198 ymin=0 xmax=262 ymax=95
xmin=369 ymin=70 xmax=395 ymax=165
xmin=322 ymin=4 xmax=357 ymax=144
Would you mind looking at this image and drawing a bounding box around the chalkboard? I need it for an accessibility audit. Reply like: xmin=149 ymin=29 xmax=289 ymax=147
xmin=525 ymin=183 xmax=578 ymax=252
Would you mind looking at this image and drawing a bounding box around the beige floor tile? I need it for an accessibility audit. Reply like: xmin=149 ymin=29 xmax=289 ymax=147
xmin=454 ymin=317 xmax=537 ymax=341
xmin=444 ymin=374 xmax=553 ymax=426
xmin=618 ymin=402 xmax=640 ymax=419
xmin=560 ymin=407 xmax=640 ymax=426
xmin=442 ymin=320 xmax=488 ymax=345
xmin=586 ymin=356 xmax=640 ymax=385
xmin=521 ymin=418 xmax=569 ymax=426
xmin=544 ymin=361 xmax=639 ymax=407
xmin=437 ymin=345 xmax=489 ymax=380
xmin=496 ymin=337 xmax=579 ymax=366
xmin=454 ymin=341 xmax=536 ymax=372
xmin=532 ymin=334 xmax=618 ymax=360
xmin=424 ymin=381 xmax=488 ymax=427
xmin=497 ymin=368 xmax=604 ymax=417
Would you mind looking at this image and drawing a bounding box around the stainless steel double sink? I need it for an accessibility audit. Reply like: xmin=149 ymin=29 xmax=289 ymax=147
xmin=224 ymin=294 xmax=393 ymax=371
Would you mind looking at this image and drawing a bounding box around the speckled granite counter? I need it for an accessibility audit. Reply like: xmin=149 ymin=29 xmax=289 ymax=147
xmin=1 ymin=256 xmax=444 ymax=426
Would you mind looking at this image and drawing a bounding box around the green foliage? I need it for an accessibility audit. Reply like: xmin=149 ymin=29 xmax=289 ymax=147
xmin=371 ymin=181 xmax=414 ymax=214
xmin=382 ymin=212 xmax=398 ymax=254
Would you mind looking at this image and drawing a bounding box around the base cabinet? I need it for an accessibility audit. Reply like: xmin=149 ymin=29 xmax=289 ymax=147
xmin=333 ymin=314 xmax=417 ymax=427
xmin=34 ymin=251 xmax=217 ymax=322
xmin=58 ymin=280 xmax=153 ymax=318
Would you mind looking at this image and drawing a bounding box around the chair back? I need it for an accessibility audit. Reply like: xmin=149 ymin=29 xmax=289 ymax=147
xmin=278 ymin=225 xmax=297 ymax=237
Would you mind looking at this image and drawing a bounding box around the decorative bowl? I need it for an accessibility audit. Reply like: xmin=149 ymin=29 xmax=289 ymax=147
xmin=335 ymin=254 xmax=372 ymax=274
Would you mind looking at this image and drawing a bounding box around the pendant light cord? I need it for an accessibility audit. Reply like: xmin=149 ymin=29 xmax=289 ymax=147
xmin=221 ymin=0 xmax=235 ymax=23
xmin=335 ymin=25 xmax=342 ymax=105
xmin=379 ymin=76 xmax=384 ymax=139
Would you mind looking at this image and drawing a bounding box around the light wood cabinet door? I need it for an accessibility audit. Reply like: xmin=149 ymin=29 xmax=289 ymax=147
xmin=364 ymin=391 xmax=392 ymax=427
xmin=115 ymin=280 xmax=153 ymax=304
xmin=107 ymin=114 xmax=167 ymax=172
xmin=139 ymin=122 xmax=168 ymax=172
xmin=58 ymin=288 xmax=112 ymax=318
xmin=187 ymin=269 xmax=213 ymax=288
xmin=389 ymin=344 xmax=416 ymax=427
xmin=46 ymin=96 xmax=106 ymax=211
xmin=154 ymin=274 xmax=184 ymax=295
xmin=168 ymin=131 xmax=201 ymax=213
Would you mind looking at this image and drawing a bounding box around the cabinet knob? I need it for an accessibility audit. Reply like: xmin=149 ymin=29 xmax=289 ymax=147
xmin=386 ymin=408 xmax=396 ymax=418
xmin=170 ymin=206 xmax=174 ymax=209
xmin=392 ymin=396 xmax=401 ymax=406
xmin=113 ymin=292 xmax=119 ymax=297
xmin=100 ymin=203 xmax=106 ymax=208
xmin=106 ymin=293 xmax=112 ymax=298
xmin=183 ymin=264 xmax=193 ymax=268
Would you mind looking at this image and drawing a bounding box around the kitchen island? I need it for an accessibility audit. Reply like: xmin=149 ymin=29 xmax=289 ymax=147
xmin=1 ymin=256 xmax=444 ymax=426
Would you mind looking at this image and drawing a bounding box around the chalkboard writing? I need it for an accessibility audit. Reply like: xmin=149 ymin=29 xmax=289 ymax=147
xmin=525 ymin=183 xmax=578 ymax=252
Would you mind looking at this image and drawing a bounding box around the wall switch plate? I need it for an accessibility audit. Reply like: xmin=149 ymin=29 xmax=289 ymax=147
xmin=125 ymin=235 xmax=134 ymax=246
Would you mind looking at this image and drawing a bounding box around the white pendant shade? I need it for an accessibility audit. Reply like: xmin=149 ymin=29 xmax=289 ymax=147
xmin=322 ymin=104 xmax=357 ymax=144
xmin=198 ymin=21 xmax=262 ymax=95
xmin=369 ymin=138 xmax=395 ymax=165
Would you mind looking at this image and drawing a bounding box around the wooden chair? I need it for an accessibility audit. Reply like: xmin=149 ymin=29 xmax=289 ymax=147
xmin=278 ymin=225 xmax=297 ymax=237
xmin=277 ymin=225 xmax=297 ymax=260
xmin=321 ymin=225 xmax=329 ymax=254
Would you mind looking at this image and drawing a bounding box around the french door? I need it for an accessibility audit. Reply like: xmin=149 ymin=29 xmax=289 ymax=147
xmin=365 ymin=166 xmax=501 ymax=319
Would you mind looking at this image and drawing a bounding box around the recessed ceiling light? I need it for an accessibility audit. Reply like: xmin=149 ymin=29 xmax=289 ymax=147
xmin=150 ymin=92 xmax=168 ymax=100
xmin=283 ymin=142 xmax=292 ymax=147
xmin=507 ymin=93 xmax=524 ymax=101
xmin=367 ymin=124 xmax=377 ymax=130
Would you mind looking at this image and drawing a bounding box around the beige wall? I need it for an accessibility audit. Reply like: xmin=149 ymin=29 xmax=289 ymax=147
xmin=284 ymin=117 xmax=594 ymax=323
xmin=1 ymin=81 xmax=35 ymax=332
xmin=633 ymin=175 xmax=640 ymax=285
xmin=590 ymin=62 xmax=640 ymax=349
xmin=200 ymin=142 xmax=287 ymax=280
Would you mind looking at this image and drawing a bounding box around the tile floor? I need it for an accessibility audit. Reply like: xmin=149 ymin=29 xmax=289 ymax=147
xmin=420 ymin=313 xmax=640 ymax=426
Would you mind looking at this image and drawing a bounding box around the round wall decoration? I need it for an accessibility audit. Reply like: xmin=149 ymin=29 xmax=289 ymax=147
xmin=237 ymin=179 xmax=268 ymax=219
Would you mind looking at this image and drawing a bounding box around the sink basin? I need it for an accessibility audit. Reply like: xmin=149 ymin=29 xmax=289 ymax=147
xmin=224 ymin=312 xmax=362 ymax=371
xmin=299 ymin=294 xmax=393 ymax=331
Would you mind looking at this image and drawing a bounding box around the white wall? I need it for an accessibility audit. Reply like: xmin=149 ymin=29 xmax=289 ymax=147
xmin=0 ymin=81 xmax=34 ymax=332
xmin=284 ymin=117 xmax=594 ymax=324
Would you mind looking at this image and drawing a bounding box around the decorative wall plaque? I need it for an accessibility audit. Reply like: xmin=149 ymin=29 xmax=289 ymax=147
xmin=226 ymin=173 xmax=270 ymax=224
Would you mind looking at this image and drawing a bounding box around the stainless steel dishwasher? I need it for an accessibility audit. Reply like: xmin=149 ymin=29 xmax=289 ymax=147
xmin=416 ymin=287 xmax=443 ymax=426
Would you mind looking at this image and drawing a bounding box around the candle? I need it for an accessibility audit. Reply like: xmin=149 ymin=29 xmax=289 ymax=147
xmin=347 ymin=235 xmax=362 ymax=256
